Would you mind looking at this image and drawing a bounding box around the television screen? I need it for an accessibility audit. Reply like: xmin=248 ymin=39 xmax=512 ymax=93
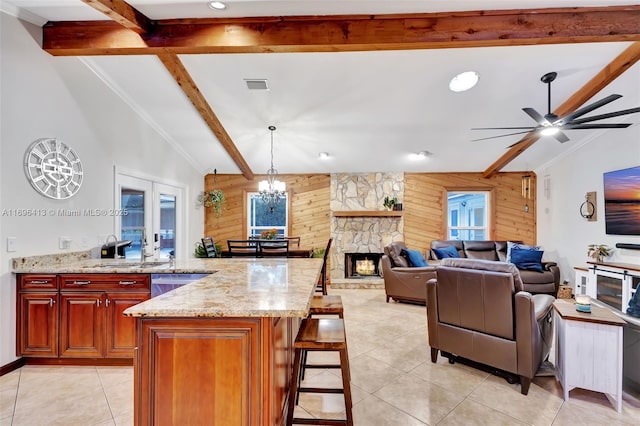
xmin=604 ymin=165 xmax=640 ymax=235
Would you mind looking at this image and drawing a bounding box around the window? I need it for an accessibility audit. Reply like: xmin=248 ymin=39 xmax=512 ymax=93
xmin=446 ymin=192 xmax=489 ymax=240
xmin=247 ymin=192 xmax=289 ymax=238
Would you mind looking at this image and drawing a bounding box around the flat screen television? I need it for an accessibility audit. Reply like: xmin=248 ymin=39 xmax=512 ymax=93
xmin=604 ymin=165 xmax=640 ymax=235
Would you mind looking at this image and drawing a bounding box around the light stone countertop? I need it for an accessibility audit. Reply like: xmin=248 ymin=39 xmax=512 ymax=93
xmin=13 ymin=256 xmax=324 ymax=318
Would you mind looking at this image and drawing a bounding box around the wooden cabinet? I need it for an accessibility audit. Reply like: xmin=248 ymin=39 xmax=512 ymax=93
xmin=17 ymin=273 xmax=150 ymax=361
xmin=59 ymin=274 xmax=150 ymax=359
xmin=134 ymin=316 xmax=299 ymax=425
xmin=18 ymin=291 xmax=58 ymax=357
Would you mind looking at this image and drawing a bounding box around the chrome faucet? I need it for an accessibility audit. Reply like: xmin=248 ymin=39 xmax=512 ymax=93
xmin=105 ymin=234 xmax=119 ymax=259
xmin=140 ymin=229 xmax=153 ymax=260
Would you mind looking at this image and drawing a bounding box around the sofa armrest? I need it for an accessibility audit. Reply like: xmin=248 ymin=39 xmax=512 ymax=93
xmin=515 ymin=291 xmax=553 ymax=380
xmin=387 ymin=266 xmax=436 ymax=274
xmin=542 ymin=261 xmax=557 ymax=270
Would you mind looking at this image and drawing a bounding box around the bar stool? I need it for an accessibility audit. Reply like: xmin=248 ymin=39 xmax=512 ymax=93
xmin=309 ymin=295 xmax=343 ymax=318
xmin=298 ymin=295 xmax=345 ymax=386
xmin=287 ymin=318 xmax=353 ymax=426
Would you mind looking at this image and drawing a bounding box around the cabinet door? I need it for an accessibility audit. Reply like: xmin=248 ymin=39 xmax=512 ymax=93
xmin=60 ymin=293 xmax=104 ymax=358
xmin=18 ymin=293 xmax=58 ymax=357
xmin=105 ymin=292 xmax=149 ymax=358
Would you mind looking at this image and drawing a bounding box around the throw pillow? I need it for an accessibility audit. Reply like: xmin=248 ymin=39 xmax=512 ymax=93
xmin=402 ymin=249 xmax=428 ymax=267
xmin=433 ymin=245 xmax=460 ymax=259
xmin=506 ymin=241 xmax=541 ymax=263
xmin=510 ymin=246 xmax=544 ymax=272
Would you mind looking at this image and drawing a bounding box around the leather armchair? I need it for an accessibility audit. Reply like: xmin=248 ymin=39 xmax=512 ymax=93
xmin=382 ymin=241 xmax=436 ymax=304
xmin=426 ymin=258 xmax=554 ymax=395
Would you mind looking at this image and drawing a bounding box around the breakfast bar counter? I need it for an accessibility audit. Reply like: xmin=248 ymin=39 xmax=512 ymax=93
xmin=124 ymin=257 xmax=323 ymax=426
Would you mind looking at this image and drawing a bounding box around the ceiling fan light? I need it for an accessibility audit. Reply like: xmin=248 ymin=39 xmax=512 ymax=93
xmin=449 ymin=71 xmax=479 ymax=92
xmin=540 ymin=126 xmax=560 ymax=136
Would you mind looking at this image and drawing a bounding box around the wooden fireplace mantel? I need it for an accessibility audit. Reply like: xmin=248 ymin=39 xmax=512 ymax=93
xmin=333 ymin=211 xmax=403 ymax=217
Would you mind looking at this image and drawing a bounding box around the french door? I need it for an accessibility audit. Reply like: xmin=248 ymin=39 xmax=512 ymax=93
xmin=115 ymin=170 xmax=184 ymax=260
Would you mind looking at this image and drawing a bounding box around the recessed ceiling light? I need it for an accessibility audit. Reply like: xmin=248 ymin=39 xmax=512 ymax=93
xmin=319 ymin=152 xmax=330 ymax=160
xmin=449 ymin=71 xmax=479 ymax=92
xmin=208 ymin=2 xmax=227 ymax=11
xmin=245 ymin=79 xmax=269 ymax=90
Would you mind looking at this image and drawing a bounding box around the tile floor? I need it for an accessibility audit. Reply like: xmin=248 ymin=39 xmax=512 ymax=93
xmin=1 ymin=288 xmax=639 ymax=425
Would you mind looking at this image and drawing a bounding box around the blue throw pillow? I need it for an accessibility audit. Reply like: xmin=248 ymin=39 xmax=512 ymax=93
xmin=506 ymin=241 xmax=541 ymax=263
xmin=402 ymin=249 xmax=428 ymax=267
xmin=433 ymin=245 xmax=460 ymax=259
xmin=510 ymin=247 xmax=544 ymax=272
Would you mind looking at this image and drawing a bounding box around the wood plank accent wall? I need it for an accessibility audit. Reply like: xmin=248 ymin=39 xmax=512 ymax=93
xmin=403 ymin=172 xmax=537 ymax=256
xmin=204 ymin=174 xmax=331 ymax=253
xmin=204 ymin=172 xmax=535 ymax=256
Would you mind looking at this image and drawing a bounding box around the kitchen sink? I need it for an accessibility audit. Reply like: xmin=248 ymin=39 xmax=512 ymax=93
xmin=83 ymin=261 xmax=171 ymax=269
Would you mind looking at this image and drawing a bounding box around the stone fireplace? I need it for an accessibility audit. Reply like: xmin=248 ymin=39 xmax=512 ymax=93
xmin=329 ymin=173 xmax=404 ymax=287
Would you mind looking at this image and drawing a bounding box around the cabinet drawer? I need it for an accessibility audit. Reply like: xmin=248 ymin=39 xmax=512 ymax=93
xmin=60 ymin=274 xmax=150 ymax=291
xmin=19 ymin=274 xmax=58 ymax=290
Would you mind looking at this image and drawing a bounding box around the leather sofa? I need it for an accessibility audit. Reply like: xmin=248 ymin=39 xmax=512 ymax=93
xmin=429 ymin=240 xmax=560 ymax=294
xmin=426 ymin=258 xmax=555 ymax=395
xmin=381 ymin=241 xmax=436 ymax=304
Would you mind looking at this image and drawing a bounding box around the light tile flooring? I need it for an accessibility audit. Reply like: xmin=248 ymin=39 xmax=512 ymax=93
xmin=1 ymin=288 xmax=639 ymax=425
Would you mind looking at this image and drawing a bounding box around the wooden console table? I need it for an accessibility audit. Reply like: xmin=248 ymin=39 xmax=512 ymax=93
xmin=553 ymin=298 xmax=625 ymax=412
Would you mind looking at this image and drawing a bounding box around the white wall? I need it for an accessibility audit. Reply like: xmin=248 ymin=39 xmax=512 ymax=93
xmin=0 ymin=14 xmax=205 ymax=366
xmin=536 ymin=115 xmax=640 ymax=284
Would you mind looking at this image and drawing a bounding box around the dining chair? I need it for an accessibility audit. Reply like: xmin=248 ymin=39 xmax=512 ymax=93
xmin=201 ymin=237 xmax=217 ymax=258
xmin=316 ymin=238 xmax=333 ymax=295
xmin=258 ymin=239 xmax=290 ymax=257
xmin=227 ymin=240 xmax=259 ymax=257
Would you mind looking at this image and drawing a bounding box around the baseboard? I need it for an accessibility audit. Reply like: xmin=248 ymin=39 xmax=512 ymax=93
xmin=23 ymin=358 xmax=133 ymax=367
xmin=0 ymin=357 xmax=26 ymax=376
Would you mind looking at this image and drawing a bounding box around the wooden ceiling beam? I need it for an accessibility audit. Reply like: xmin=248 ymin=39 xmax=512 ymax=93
xmin=43 ymin=6 xmax=640 ymax=56
xmin=157 ymin=53 xmax=254 ymax=180
xmin=482 ymin=41 xmax=640 ymax=177
xmin=80 ymin=0 xmax=153 ymax=33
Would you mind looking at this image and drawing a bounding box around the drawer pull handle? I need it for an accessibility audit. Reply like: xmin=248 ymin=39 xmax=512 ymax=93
xmin=29 ymin=280 xmax=50 ymax=285
xmin=119 ymin=280 xmax=137 ymax=285
xmin=105 ymin=299 xmax=110 ymax=307
xmin=49 ymin=299 xmax=55 ymax=307
xmin=72 ymin=280 xmax=91 ymax=285
xmin=96 ymin=299 xmax=101 ymax=307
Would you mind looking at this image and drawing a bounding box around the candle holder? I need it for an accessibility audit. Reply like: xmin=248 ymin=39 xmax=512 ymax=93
xmin=575 ymin=294 xmax=591 ymax=313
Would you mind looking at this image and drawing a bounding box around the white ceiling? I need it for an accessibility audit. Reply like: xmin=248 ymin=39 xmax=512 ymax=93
xmin=2 ymin=0 xmax=640 ymax=175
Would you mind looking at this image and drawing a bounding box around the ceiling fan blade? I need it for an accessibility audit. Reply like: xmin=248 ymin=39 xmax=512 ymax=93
xmin=553 ymin=131 xmax=570 ymax=143
xmin=558 ymin=94 xmax=623 ymax=123
xmin=563 ymin=123 xmax=632 ymax=130
xmin=568 ymin=107 xmax=640 ymax=125
xmin=522 ymin=107 xmax=550 ymax=126
xmin=471 ymin=130 xmax=533 ymax=142
xmin=471 ymin=127 xmax=537 ymax=130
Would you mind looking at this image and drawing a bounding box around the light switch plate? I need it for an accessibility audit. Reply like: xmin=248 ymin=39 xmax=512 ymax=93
xmin=7 ymin=237 xmax=16 ymax=252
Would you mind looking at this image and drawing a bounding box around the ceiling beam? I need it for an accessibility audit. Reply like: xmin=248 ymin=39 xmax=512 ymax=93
xmin=157 ymin=53 xmax=254 ymax=180
xmin=43 ymin=6 xmax=640 ymax=56
xmin=80 ymin=0 xmax=153 ymax=33
xmin=482 ymin=41 xmax=640 ymax=177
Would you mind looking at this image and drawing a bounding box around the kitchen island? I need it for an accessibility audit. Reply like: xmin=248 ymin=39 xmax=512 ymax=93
xmin=123 ymin=257 xmax=323 ymax=426
xmin=14 ymin=255 xmax=323 ymax=425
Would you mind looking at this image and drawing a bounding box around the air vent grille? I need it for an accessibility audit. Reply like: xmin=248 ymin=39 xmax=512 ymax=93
xmin=245 ymin=79 xmax=269 ymax=90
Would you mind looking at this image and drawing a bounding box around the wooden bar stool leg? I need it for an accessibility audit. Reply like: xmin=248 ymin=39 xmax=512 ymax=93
xmin=287 ymin=347 xmax=303 ymax=426
xmin=339 ymin=347 xmax=354 ymax=426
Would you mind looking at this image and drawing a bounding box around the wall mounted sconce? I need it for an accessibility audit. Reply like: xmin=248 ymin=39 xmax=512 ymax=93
xmin=580 ymin=191 xmax=597 ymax=221
xmin=521 ymin=174 xmax=532 ymax=212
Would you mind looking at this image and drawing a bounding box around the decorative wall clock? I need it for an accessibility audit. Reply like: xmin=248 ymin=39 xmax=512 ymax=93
xmin=23 ymin=138 xmax=83 ymax=199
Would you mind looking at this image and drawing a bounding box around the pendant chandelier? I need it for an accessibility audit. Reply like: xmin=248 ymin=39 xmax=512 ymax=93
xmin=258 ymin=125 xmax=285 ymax=211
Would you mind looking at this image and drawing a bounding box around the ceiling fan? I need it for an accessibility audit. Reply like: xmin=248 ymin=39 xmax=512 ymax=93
xmin=472 ymin=71 xmax=640 ymax=147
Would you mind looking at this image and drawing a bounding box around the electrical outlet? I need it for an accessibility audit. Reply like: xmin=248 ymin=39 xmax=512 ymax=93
xmin=7 ymin=237 xmax=16 ymax=252
xmin=59 ymin=236 xmax=72 ymax=249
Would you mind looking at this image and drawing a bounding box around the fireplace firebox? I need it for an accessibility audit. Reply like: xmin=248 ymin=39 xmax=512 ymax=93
xmin=344 ymin=253 xmax=383 ymax=278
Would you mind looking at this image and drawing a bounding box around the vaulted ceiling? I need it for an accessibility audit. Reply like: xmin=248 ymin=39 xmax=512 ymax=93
xmin=3 ymin=0 xmax=640 ymax=179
